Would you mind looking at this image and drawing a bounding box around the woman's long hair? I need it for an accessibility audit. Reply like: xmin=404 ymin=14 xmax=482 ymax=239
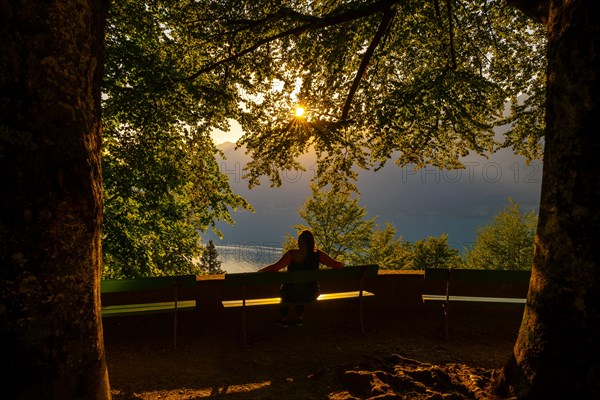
xmin=298 ymin=230 xmax=316 ymax=253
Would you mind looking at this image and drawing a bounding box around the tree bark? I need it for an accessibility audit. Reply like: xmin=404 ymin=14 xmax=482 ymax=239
xmin=495 ymin=0 xmax=600 ymax=397
xmin=0 ymin=1 xmax=111 ymax=399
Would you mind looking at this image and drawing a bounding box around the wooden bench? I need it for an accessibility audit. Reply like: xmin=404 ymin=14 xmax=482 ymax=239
xmin=422 ymin=268 xmax=531 ymax=339
xmin=101 ymin=275 xmax=197 ymax=348
xmin=222 ymin=265 xmax=379 ymax=344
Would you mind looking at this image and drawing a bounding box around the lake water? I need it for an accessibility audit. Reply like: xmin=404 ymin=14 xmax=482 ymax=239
xmin=215 ymin=244 xmax=284 ymax=273
xmin=213 ymin=234 xmax=474 ymax=273
xmin=207 ymin=213 xmax=500 ymax=270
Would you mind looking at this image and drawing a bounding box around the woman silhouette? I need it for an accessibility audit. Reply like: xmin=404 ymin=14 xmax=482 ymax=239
xmin=259 ymin=230 xmax=343 ymax=327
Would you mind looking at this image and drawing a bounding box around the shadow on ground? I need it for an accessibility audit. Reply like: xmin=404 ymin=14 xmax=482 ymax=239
xmin=105 ymin=302 xmax=522 ymax=399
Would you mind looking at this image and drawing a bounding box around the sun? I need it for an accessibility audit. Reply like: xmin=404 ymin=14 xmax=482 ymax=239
xmin=295 ymin=106 xmax=305 ymax=117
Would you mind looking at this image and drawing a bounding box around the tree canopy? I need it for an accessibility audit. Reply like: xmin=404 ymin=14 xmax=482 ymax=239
xmin=199 ymin=240 xmax=225 ymax=274
xmin=287 ymin=186 xmax=464 ymax=270
xmin=357 ymin=223 xmax=413 ymax=270
xmin=102 ymin=0 xmax=252 ymax=277
xmin=464 ymin=199 xmax=537 ymax=270
xmin=105 ymin=0 xmax=546 ymax=188
xmin=284 ymin=185 xmax=375 ymax=262
xmin=412 ymin=234 xmax=462 ymax=269
xmin=101 ymin=0 xmax=545 ymax=276
xmin=165 ymin=0 xmax=545 ymax=188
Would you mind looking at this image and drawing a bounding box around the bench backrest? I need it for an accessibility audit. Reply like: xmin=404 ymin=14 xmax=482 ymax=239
xmin=223 ymin=265 xmax=379 ymax=287
xmin=101 ymin=274 xmax=197 ymax=293
xmin=423 ymin=268 xmax=531 ymax=284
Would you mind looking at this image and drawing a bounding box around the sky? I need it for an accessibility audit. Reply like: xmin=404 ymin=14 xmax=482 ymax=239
xmin=211 ymin=120 xmax=245 ymax=145
xmin=208 ymin=121 xmax=543 ymax=255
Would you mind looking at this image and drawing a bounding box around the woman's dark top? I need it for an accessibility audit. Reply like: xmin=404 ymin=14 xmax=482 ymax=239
xmin=280 ymin=250 xmax=320 ymax=304
xmin=260 ymin=248 xmax=343 ymax=303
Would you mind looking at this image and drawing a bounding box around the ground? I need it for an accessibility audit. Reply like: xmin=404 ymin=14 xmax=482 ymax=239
xmin=104 ymin=301 xmax=523 ymax=399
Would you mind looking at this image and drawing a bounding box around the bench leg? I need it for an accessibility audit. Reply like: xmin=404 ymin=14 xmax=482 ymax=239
xmin=242 ymin=306 xmax=247 ymax=345
xmin=173 ymin=311 xmax=178 ymax=349
xmin=346 ymin=301 xmax=352 ymax=328
xmin=242 ymin=280 xmax=247 ymax=345
xmin=359 ymin=274 xmax=366 ymax=335
xmin=442 ymin=303 xmax=449 ymax=341
xmin=173 ymin=281 xmax=179 ymax=349
xmin=345 ymin=298 xmax=366 ymax=335
xmin=358 ymin=297 xmax=365 ymax=335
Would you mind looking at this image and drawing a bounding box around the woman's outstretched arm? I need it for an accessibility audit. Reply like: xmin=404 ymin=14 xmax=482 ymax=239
xmin=258 ymin=251 xmax=292 ymax=272
xmin=318 ymin=250 xmax=343 ymax=269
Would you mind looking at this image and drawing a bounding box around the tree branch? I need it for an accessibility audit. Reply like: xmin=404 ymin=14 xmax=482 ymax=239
xmin=184 ymin=0 xmax=399 ymax=81
xmin=434 ymin=0 xmax=456 ymax=70
xmin=445 ymin=0 xmax=456 ymax=69
xmin=198 ymin=6 xmax=321 ymax=42
xmin=340 ymin=6 xmax=397 ymax=120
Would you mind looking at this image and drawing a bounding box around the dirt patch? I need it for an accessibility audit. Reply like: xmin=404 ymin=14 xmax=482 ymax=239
xmin=333 ymin=354 xmax=503 ymax=399
xmin=104 ymin=302 xmax=522 ymax=399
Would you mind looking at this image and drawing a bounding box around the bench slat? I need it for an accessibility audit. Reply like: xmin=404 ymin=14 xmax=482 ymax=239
xmin=222 ymin=265 xmax=379 ymax=343
xmin=223 ymin=265 xmax=379 ymax=286
xmin=102 ymin=300 xmax=196 ymax=317
xmin=222 ymin=298 xmax=281 ymax=308
xmin=221 ymin=291 xmax=375 ymax=308
xmin=317 ymin=291 xmax=374 ymax=301
xmin=422 ymin=294 xmax=526 ymax=304
xmin=422 ymin=267 xmax=530 ymax=340
xmin=101 ymin=274 xmax=197 ymax=293
xmin=100 ymin=275 xmax=198 ymax=348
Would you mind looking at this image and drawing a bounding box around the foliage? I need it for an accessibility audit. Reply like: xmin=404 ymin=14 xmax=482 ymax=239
xmin=412 ymin=234 xmax=463 ymax=270
xmin=286 ymin=185 xmax=375 ymax=263
xmin=288 ymin=187 xmax=460 ymax=270
xmin=102 ymin=0 xmax=251 ymax=277
xmin=282 ymin=234 xmax=299 ymax=255
xmin=199 ymin=240 xmax=225 ymax=275
xmin=464 ymin=199 xmax=537 ymax=270
xmin=101 ymin=0 xmax=546 ymax=277
xmin=171 ymin=0 xmax=546 ymax=189
xmin=102 ymin=187 xmax=204 ymax=278
xmin=354 ymin=223 xmax=413 ymax=269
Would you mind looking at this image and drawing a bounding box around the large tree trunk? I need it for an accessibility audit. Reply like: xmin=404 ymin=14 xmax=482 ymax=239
xmin=0 ymin=1 xmax=111 ymax=399
xmin=495 ymin=0 xmax=600 ymax=398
